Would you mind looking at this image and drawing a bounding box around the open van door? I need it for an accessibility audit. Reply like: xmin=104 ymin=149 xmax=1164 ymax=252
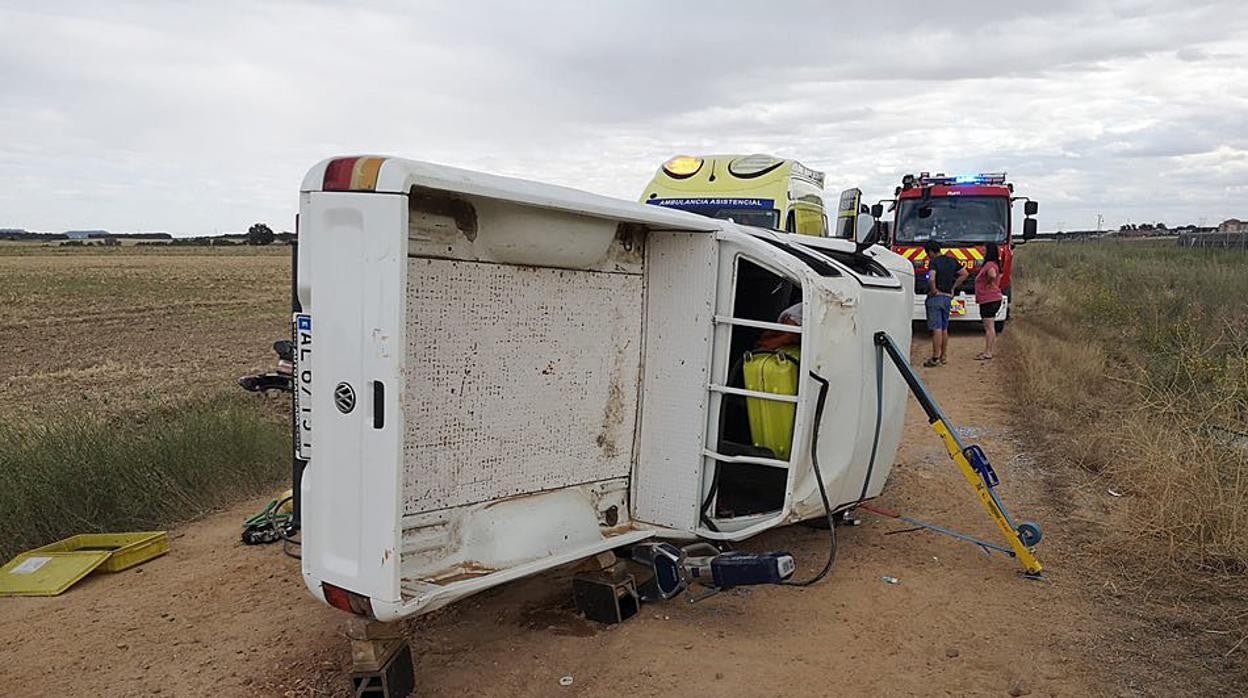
xmin=297 ymin=157 xmax=719 ymax=620
xmin=834 ymin=188 xmax=863 ymax=239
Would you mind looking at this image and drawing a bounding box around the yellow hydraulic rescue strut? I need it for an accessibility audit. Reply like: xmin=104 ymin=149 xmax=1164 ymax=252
xmin=873 ymin=331 xmax=1044 ymax=577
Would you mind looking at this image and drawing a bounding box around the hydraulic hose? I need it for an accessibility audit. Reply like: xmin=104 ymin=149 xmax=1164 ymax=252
xmin=269 ymin=494 xmax=302 ymax=560
xmin=783 ymin=371 xmax=837 ymax=587
xmin=858 ymin=341 xmax=886 ymax=503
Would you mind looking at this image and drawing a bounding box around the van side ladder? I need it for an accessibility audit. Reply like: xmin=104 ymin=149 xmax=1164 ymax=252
xmin=873 ymin=331 xmax=1044 ymax=577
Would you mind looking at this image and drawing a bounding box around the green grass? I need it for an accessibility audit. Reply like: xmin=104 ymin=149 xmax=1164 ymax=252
xmin=0 ymin=394 xmax=289 ymax=561
xmin=1011 ymin=240 xmax=1248 ymax=575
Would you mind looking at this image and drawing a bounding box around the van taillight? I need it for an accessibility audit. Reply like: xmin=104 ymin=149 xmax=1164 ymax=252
xmin=322 ymin=156 xmax=384 ymax=192
xmin=322 ymin=582 xmax=375 ymax=617
xmin=322 ymin=157 xmax=361 ymax=191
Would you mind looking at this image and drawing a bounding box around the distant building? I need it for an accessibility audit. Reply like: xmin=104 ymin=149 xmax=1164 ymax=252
xmin=1218 ymin=218 xmax=1247 ymax=234
xmin=64 ymin=229 xmax=110 ymax=240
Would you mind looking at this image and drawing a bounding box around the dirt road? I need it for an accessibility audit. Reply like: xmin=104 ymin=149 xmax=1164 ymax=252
xmin=1 ymin=333 xmax=1119 ymax=696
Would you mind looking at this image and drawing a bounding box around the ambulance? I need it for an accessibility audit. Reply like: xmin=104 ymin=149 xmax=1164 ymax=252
xmin=641 ymin=154 xmax=830 ymax=236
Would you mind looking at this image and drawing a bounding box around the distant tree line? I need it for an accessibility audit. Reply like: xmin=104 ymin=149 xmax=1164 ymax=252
xmin=60 ymin=238 xmax=121 ymax=247
xmin=0 ymin=230 xmax=174 ymax=242
xmin=138 ymin=237 xmax=246 ymax=247
xmin=1119 ymin=222 xmax=1168 ymax=232
xmin=134 ymin=231 xmax=296 ymax=247
xmin=1 ymin=225 xmax=296 ymax=246
xmin=1114 ymin=222 xmax=1218 ymax=238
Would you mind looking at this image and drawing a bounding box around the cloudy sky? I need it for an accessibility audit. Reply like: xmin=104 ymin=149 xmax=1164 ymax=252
xmin=2 ymin=1 xmax=1246 ymax=235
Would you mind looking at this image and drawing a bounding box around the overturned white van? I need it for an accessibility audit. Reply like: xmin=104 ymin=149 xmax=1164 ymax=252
xmin=294 ymin=156 xmax=915 ymax=621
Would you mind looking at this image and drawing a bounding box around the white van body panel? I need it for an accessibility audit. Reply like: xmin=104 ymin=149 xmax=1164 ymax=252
xmin=298 ymin=156 xmax=913 ymax=621
xmin=296 ymin=191 xmax=407 ymax=610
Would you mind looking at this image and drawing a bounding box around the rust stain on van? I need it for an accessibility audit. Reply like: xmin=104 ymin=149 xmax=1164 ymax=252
xmin=597 ymin=382 xmax=625 ymax=459
xmin=597 ymin=334 xmax=633 ymax=459
xmin=428 ymin=561 xmax=497 ymax=585
xmin=611 ymin=223 xmax=647 ymax=267
xmin=409 ymin=186 xmax=478 ymax=241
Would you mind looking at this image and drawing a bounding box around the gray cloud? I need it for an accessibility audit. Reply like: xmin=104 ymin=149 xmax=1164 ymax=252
xmin=1 ymin=0 xmax=1246 ymax=234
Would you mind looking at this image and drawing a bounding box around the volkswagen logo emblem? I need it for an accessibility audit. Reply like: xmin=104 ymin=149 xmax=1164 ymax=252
xmin=334 ymin=382 xmax=356 ymax=414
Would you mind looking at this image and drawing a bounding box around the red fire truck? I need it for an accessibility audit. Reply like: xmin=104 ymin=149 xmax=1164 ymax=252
xmin=877 ymin=172 xmax=1037 ymax=330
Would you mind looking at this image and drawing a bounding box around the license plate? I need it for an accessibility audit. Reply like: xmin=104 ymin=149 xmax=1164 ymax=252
xmin=294 ymin=313 xmax=313 ymax=459
xmin=951 ymin=299 xmax=967 ymax=316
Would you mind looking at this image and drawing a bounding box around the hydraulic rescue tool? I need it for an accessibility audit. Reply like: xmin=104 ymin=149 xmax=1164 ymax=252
xmin=630 ymin=542 xmax=797 ymax=602
xmin=873 ymin=331 xmax=1044 ymax=576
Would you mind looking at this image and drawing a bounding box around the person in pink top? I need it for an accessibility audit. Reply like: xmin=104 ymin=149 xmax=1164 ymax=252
xmin=974 ymin=242 xmax=1004 ymax=360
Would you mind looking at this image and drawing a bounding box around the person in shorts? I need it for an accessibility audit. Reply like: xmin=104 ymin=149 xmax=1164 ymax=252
xmin=923 ymin=241 xmax=968 ymax=367
xmin=974 ymin=242 xmax=1004 ymax=360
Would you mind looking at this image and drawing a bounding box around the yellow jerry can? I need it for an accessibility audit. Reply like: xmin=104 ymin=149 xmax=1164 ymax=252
xmin=742 ymin=346 xmax=800 ymax=460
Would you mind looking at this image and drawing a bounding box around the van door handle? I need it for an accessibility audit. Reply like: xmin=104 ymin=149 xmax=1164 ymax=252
xmin=372 ymin=381 xmax=385 ymax=429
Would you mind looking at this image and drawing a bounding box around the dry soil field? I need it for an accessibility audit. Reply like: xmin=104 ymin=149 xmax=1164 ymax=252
xmin=0 ymin=245 xmax=290 ymax=422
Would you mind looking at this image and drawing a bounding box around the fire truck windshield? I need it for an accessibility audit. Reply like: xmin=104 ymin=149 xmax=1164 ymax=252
xmin=894 ymin=196 xmax=1009 ymax=244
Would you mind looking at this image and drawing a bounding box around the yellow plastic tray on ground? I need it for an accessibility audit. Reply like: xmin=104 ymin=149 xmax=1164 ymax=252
xmin=28 ymin=531 xmax=169 ymax=573
xmin=0 ymin=551 xmax=111 ymax=597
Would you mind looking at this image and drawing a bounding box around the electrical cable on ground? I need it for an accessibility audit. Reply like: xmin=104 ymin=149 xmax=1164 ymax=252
xmin=884 ymin=526 xmax=926 ymax=536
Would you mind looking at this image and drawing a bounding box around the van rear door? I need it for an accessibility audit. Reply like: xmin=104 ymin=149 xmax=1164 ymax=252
xmin=296 ymin=190 xmax=408 ymax=612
